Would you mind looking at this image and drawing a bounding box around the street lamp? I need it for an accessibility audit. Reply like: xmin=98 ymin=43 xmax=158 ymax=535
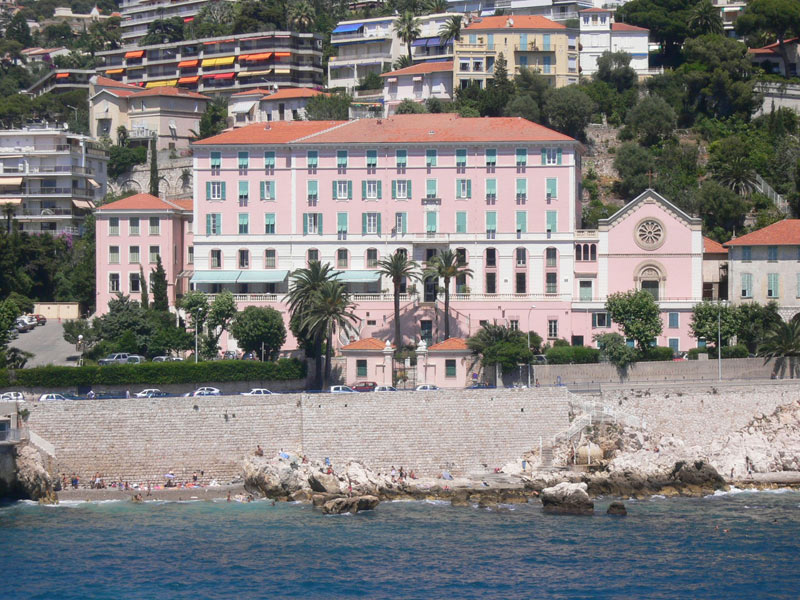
xmin=717 ymin=299 xmax=728 ymax=381
xmin=527 ymin=304 xmax=536 ymax=387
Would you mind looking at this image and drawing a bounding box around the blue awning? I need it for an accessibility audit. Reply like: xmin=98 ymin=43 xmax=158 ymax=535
xmin=412 ymin=38 xmax=429 ymax=47
xmin=237 ymin=270 xmax=289 ymax=283
xmin=191 ymin=271 xmax=240 ymax=284
xmin=333 ymin=270 xmax=382 ymax=283
xmin=333 ymin=23 xmax=364 ymax=34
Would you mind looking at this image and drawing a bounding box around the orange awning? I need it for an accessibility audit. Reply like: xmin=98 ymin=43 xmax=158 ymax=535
xmin=241 ymin=52 xmax=272 ymax=61
xmin=55 ymin=73 xmax=70 ymax=79
xmin=274 ymin=52 xmax=291 ymax=57
xmin=125 ymin=50 xmax=144 ymax=59
xmin=105 ymin=68 xmax=124 ymax=74
xmin=178 ymin=59 xmax=198 ymax=68
xmin=203 ymin=39 xmax=234 ymax=45
xmin=178 ymin=75 xmax=200 ymax=83
xmin=215 ymin=72 xmax=235 ymax=79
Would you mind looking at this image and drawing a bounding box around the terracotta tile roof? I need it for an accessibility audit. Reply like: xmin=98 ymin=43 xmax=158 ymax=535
xmin=703 ymin=236 xmax=728 ymax=254
xmin=723 ymin=220 xmax=800 ymax=247
xmin=130 ymin=87 xmax=210 ymax=100
xmin=192 ymin=120 xmax=345 ymax=145
xmin=612 ymin=22 xmax=649 ymax=32
xmin=231 ymin=87 xmax=275 ymax=97
xmin=22 ymin=47 xmax=66 ymax=55
xmin=263 ymin=88 xmax=328 ymax=101
xmin=341 ymin=337 xmax=391 ymax=351
xmin=95 ymin=76 xmax=140 ymax=90
xmin=748 ymin=37 xmax=798 ymax=55
xmin=428 ymin=338 xmax=469 ymax=351
xmin=170 ymin=198 xmax=193 ymax=211
xmin=97 ymin=193 xmax=179 ymax=211
xmin=381 ymin=61 xmax=454 ymax=77
xmin=464 ymin=15 xmax=565 ymax=30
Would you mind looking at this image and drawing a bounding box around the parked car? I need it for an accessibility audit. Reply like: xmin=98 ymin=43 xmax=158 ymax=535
xmin=329 ymin=385 xmax=356 ymax=393
xmin=152 ymin=356 xmax=170 ymax=362
xmin=1 ymin=392 xmax=24 ymax=402
xmin=134 ymin=388 xmax=162 ymax=398
xmin=33 ymin=314 xmax=46 ymax=326
xmin=351 ymin=381 xmax=377 ymax=393
xmin=126 ymin=355 xmax=146 ymax=364
xmin=22 ymin=315 xmax=37 ymax=328
xmin=415 ymin=384 xmax=440 ymax=391
xmin=467 ymin=382 xmax=494 ymax=389
xmin=242 ymin=388 xmax=273 ymax=396
xmin=15 ymin=318 xmax=33 ymax=333
xmin=221 ymin=350 xmax=238 ymax=360
xmin=98 ymin=353 xmax=130 ymax=366
xmin=532 ymin=355 xmax=548 ymax=365
xmin=374 ymin=385 xmax=397 ymax=392
xmin=170 ymin=357 xmax=184 ymax=362
xmin=38 ymin=393 xmax=67 ymax=401
xmin=240 ymin=352 xmax=259 ymax=361
xmin=188 ymin=387 xmax=221 ymax=396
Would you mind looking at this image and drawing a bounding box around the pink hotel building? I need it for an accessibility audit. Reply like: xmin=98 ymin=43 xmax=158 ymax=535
xmin=96 ymin=114 xmax=706 ymax=354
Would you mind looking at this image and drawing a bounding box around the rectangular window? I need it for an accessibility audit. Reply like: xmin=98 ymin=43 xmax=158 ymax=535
xmin=426 ymin=149 xmax=437 ymax=167
xmin=516 ymin=148 xmax=527 ymax=167
xmin=366 ymin=150 xmax=377 ymax=168
xmin=546 ymin=272 xmax=557 ymax=294
xmin=486 ymin=248 xmax=496 ymax=267
xmin=546 ymin=178 xmax=558 ymax=199
xmin=307 ymin=180 xmax=317 ymax=205
xmin=238 ymin=249 xmax=249 ymax=269
xmin=335 ymin=180 xmax=352 ymax=200
xmin=543 ymin=33 xmax=551 ymax=51
xmin=516 ymin=248 xmax=527 ymax=266
xmin=487 ymin=33 xmax=494 ymax=50
xmin=109 ymin=217 xmax=119 ymax=236
xmin=486 ymin=272 xmax=496 ymax=294
xmin=542 ymin=147 xmax=561 ymax=165
xmin=456 ymin=148 xmax=467 ymax=168
xmin=259 ymin=181 xmax=274 ymax=201
xmin=306 ymin=150 xmax=318 ymax=172
xmin=207 ymin=181 xmax=226 ymax=201
xmin=548 ymin=319 xmax=558 ymax=338
xmin=486 ymin=178 xmax=496 ymax=204
xmin=486 ymin=211 xmax=497 ymax=238
xmin=304 ymin=213 xmax=322 ymax=235
xmin=445 ymin=359 xmax=456 ymax=378
xmin=364 ymin=212 xmax=380 ymax=235
xmin=188 ymin=246 xmax=194 ymax=264
xmin=485 ymin=148 xmax=497 ymax=169
xmin=426 ymin=179 xmax=437 ymax=198
xmin=264 ymin=151 xmax=275 ymax=172
xmin=210 ymin=151 xmax=221 ymax=173
xmin=520 ymin=33 xmax=528 ymax=48
xmin=579 ymin=280 xmax=592 ymax=301
xmin=519 ymin=55 xmax=528 ymax=67
xmin=238 ymin=213 xmax=249 ymax=235
xmin=516 ymin=178 xmax=527 ymax=204
xmin=149 ymin=245 xmax=159 ymax=263
xmin=456 ymin=211 xmax=467 ymax=233
xmin=337 ymin=248 xmax=348 ymax=268
xmin=238 ymin=181 xmax=249 ymax=206
xmin=264 ymin=213 xmax=275 ymax=234
xmin=768 ymin=246 xmax=778 ymax=261
xmin=238 ymin=151 xmax=249 ymax=173
xmin=337 ymin=150 xmax=348 ymax=169
xmin=426 ymin=211 xmax=437 ymax=233
xmin=741 ymin=273 xmax=752 ymax=298
xmin=742 ymin=246 xmax=752 ymax=261
xmin=265 ymin=249 xmax=276 ymax=268
xmin=396 ymin=149 xmax=407 ymax=170
xmin=456 ymin=179 xmax=471 ymax=199
xmin=129 ymin=245 xmax=140 ymax=264
xmin=546 ymin=211 xmax=558 ymax=233
xmin=130 ymin=272 xmax=141 ymax=293
xmin=592 ymin=312 xmax=609 ymax=328
xmin=516 ymin=272 xmax=526 ymax=294
xmin=206 ymin=213 xmax=221 ymax=235
xmin=307 ymin=249 xmax=319 ymax=264
xmin=366 ymin=248 xmax=378 ymax=268
xmin=393 ymin=179 xmax=410 ymax=199
xmin=109 ymin=246 xmax=119 ymax=264
xmin=543 ymin=55 xmax=551 ymax=73
xmin=395 ymin=212 xmax=407 ymax=235
xmin=109 ymin=273 xmax=120 ymax=292
xmin=337 ymin=212 xmax=348 ymax=237
xmin=210 ymin=249 xmax=222 ymax=268
xmin=668 ymin=312 xmax=679 ymax=328
xmin=129 ymin=217 xmax=139 ymax=236
xmin=363 ymin=180 xmax=382 ymax=200
xmin=356 ymin=359 xmax=367 ymax=378
xmin=546 ymin=247 xmax=557 ymax=267
xmin=516 ymin=211 xmax=527 ymax=234
xmin=768 ymin=273 xmax=779 ymax=298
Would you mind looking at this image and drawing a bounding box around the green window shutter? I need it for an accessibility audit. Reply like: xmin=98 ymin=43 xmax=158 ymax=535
xmin=318 ymin=214 xmax=323 ymax=235
xmin=466 ymin=179 xmax=472 ymax=198
xmin=487 ymin=178 xmax=496 ymax=195
xmin=206 ymin=181 xmax=211 ymax=200
xmin=260 ymin=181 xmax=265 ymax=200
xmin=547 ymin=178 xmax=557 ymax=198
xmin=516 ymin=211 xmax=527 ymax=233
xmin=338 ymin=212 xmax=347 ymax=232
xmin=455 ymin=179 xmax=461 ymax=199
xmin=348 ymin=181 xmax=353 ymax=199
xmin=221 ymin=182 xmax=226 ymax=200
xmin=516 ymin=179 xmax=526 ymax=194
xmin=456 ymin=211 xmax=467 ymax=233
xmin=401 ymin=212 xmax=407 ymax=234
xmin=367 ymin=150 xmax=377 ymax=167
xmin=308 ymin=180 xmax=318 ymax=197
xmin=426 ymin=149 xmax=437 ymax=167
xmin=392 ymin=180 xmax=397 ymax=199
xmin=456 ymin=148 xmax=466 ymax=166
xmin=377 ymin=214 xmax=381 ymax=236
xmin=407 ymin=180 xmax=412 ymax=198
xmin=486 ymin=211 xmax=496 ymax=230
xmin=362 ymin=180 xmax=367 ymax=199
xmin=303 ymin=214 xmax=308 ymax=235
xmin=516 ymin=148 xmax=527 ymax=165
xmin=272 ymin=181 xmax=276 ymax=199
xmin=377 ymin=181 xmax=382 ymax=199
xmin=238 ymin=151 xmax=248 ymax=169
xmin=486 ymin=148 xmax=496 ymax=166
xmin=362 ymin=213 xmax=367 ymax=234
xmin=337 ymin=150 xmax=348 ymax=167
xmin=557 ymin=148 xmax=562 ymax=165
xmin=396 ymin=149 xmax=406 ymax=167
xmin=239 ymin=180 xmax=248 ymax=198
xmin=210 ymin=152 xmax=221 ymax=168
xmin=307 ymin=151 xmax=317 ymax=167
xmin=426 ymin=211 xmax=437 ymax=232
xmin=541 ymin=148 xmax=547 ymax=164
xmin=427 ymin=179 xmax=436 ymax=197
xmin=264 ymin=152 xmax=275 ymax=167
xmin=206 ymin=214 xmax=211 ymax=234
xmin=332 ymin=180 xmax=337 ymax=199
xmin=547 ymin=211 xmax=557 ymax=233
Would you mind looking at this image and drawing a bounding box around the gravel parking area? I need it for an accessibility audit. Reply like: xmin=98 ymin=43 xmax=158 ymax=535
xmin=9 ymin=320 xmax=79 ymax=367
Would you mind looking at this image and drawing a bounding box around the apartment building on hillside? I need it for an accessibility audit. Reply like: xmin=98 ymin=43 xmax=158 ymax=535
xmin=118 ymin=0 xmax=233 ymax=45
xmin=453 ymin=15 xmax=579 ymax=89
xmin=579 ymin=8 xmax=651 ymax=77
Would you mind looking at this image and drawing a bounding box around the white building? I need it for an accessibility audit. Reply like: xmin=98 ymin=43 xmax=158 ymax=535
xmin=381 ymin=61 xmax=454 ymax=116
xmin=579 ymin=7 xmax=650 ymax=77
xmin=447 ymin=0 xmax=594 ymax=22
xmin=228 ymin=88 xmax=329 ymax=127
xmin=118 ymin=0 xmax=234 ymax=45
xmin=328 ymin=13 xmax=458 ymax=92
xmin=0 ymin=124 xmax=108 ymax=237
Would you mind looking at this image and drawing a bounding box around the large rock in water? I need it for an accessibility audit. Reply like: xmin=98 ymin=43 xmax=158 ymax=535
xmin=14 ymin=444 xmax=55 ymax=503
xmin=540 ymin=482 xmax=594 ymax=515
xmin=243 ymin=455 xmax=309 ymax=499
xmin=322 ymin=495 xmax=380 ymax=515
xmin=308 ymin=472 xmax=342 ymax=495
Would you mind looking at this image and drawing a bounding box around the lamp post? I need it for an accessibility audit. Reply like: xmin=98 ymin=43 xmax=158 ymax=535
xmin=527 ymin=304 xmax=536 ymax=388
xmin=717 ymin=300 xmax=728 ymax=381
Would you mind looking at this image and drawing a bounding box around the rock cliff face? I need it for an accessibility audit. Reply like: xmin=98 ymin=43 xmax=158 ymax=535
xmin=540 ymin=482 xmax=594 ymax=515
xmin=13 ymin=443 xmax=56 ymax=502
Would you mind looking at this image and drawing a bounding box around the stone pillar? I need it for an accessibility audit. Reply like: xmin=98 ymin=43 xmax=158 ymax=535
xmin=416 ymin=339 xmax=428 ymax=385
xmin=382 ymin=340 xmax=393 ymax=386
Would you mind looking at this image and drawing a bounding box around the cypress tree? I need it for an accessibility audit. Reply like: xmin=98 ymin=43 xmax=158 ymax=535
xmin=151 ymin=255 xmax=169 ymax=312
xmin=139 ymin=265 xmax=149 ymax=309
xmin=149 ymin=136 xmax=159 ymax=197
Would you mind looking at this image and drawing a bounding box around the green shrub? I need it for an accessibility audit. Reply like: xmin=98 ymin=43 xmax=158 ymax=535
xmin=545 ymin=346 xmax=601 ymax=364
xmin=687 ymin=347 xmax=708 ymax=360
xmin=638 ymin=346 xmax=675 ymax=362
xmin=707 ymin=344 xmax=749 ymax=359
xmin=0 ymin=358 xmax=306 ymax=388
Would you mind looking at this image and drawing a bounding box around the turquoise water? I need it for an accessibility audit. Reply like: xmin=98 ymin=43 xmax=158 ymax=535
xmin=1 ymin=490 xmax=799 ymax=599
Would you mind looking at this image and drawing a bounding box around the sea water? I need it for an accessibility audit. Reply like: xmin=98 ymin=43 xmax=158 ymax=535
xmin=1 ymin=490 xmax=799 ymax=599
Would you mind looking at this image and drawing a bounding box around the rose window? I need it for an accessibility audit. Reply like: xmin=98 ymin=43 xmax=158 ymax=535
xmin=636 ymin=220 xmax=664 ymax=249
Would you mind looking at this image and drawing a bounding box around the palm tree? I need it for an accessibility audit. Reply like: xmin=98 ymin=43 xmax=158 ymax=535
xmin=393 ymin=54 xmax=412 ymax=70
xmin=288 ymin=1 xmax=316 ymax=33
xmin=394 ymin=11 xmax=421 ymax=62
xmin=377 ymin=250 xmax=420 ymax=350
xmin=423 ymin=249 xmax=473 ymax=340
xmin=758 ymin=317 xmax=800 ymax=378
xmin=425 ymin=0 xmax=448 ymax=14
xmin=438 ymin=15 xmax=462 ymax=44
xmin=715 ymin=155 xmax=758 ymax=196
xmin=689 ymin=0 xmax=723 ymax=35
xmin=301 ymin=280 xmax=359 ymax=388
xmin=286 ymin=261 xmax=337 ymax=389
xmin=2 ymin=202 xmax=15 ymax=235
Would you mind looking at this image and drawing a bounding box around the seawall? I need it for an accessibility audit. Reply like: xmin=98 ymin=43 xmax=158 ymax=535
xmin=25 ymin=388 xmax=571 ymax=484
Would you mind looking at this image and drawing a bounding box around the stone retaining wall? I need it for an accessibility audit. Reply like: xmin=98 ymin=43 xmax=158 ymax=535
xmin=25 ymin=388 xmax=570 ymax=484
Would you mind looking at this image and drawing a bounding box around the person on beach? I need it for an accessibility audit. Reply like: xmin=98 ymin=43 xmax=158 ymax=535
xmin=399 ymin=467 xmax=405 ymax=481
xmin=71 ymin=474 xmax=79 ymax=489
xmin=255 ymin=445 xmax=264 ymax=456
xmin=227 ymin=491 xmax=232 ymax=502
xmin=409 ymin=470 xmax=416 ymax=480
xmin=391 ymin=466 xmax=397 ymax=482
xmin=192 ymin=472 xmax=198 ymax=484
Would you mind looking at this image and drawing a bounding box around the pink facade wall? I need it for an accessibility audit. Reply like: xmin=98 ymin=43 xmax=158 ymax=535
xmin=422 ymin=351 xmax=475 ymax=388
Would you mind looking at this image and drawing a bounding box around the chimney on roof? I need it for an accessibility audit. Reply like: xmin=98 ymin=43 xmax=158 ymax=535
xmin=377 ymin=119 xmax=382 ymax=125
xmin=506 ymin=17 xmax=514 ymax=27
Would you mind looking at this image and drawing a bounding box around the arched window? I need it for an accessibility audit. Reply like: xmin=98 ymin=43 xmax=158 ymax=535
xmin=639 ymin=266 xmax=662 ymax=300
xmin=545 ymin=247 xmax=558 ymax=268
xmin=575 ymin=243 xmax=583 ymax=261
xmin=366 ymin=248 xmax=378 ymax=268
xmin=456 ymin=247 xmax=467 ymax=266
xmin=515 ymin=247 xmax=527 ymax=267
xmin=396 ymin=248 xmax=407 ymax=259
xmin=590 ymin=244 xmax=597 ymax=261
xmin=307 ymin=248 xmax=319 ymax=266
xmin=337 ymin=248 xmax=348 ymax=269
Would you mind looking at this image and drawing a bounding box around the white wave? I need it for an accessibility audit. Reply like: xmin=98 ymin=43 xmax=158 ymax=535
xmin=650 ymin=495 xmax=666 ymax=500
xmin=705 ymin=486 xmax=797 ymax=498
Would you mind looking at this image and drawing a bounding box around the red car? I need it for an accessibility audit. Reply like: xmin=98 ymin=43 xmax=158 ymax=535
xmin=351 ymin=381 xmax=377 ymax=392
xmin=34 ymin=314 xmax=46 ymax=326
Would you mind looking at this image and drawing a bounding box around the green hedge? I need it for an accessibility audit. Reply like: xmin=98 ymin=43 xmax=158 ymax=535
xmin=545 ymin=346 xmax=601 ymax=365
xmin=687 ymin=348 xmax=707 ymax=360
xmin=688 ymin=345 xmax=749 ymax=360
xmin=0 ymin=358 xmax=306 ymax=388
xmin=638 ymin=346 xmax=675 ymax=362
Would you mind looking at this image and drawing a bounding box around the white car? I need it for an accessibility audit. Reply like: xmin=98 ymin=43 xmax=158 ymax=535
xmin=329 ymin=385 xmax=356 ymax=393
xmin=242 ymin=388 xmax=273 ymax=396
xmin=191 ymin=387 xmax=221 ymax=396
xmin=1 ymin=392 xmax=24 ymax=402
xmin=415 ymin=384 xmax=441 ymax=391
xmin=374 ymin=385 xmax=397 ymax=392
xmin=134 ymin=389 xmax=162 ymax=398
xmin=38 ymin=393 xmax=67 ymax=402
